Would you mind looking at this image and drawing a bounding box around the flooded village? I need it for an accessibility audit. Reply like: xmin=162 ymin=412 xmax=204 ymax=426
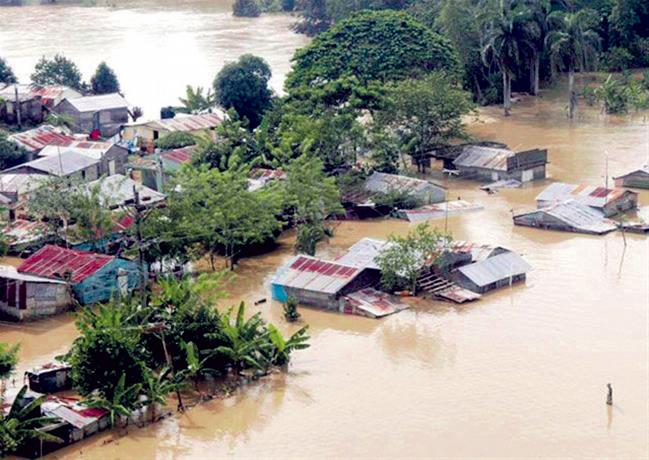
xmin=1 ymin=1 xmax=648 ymax=459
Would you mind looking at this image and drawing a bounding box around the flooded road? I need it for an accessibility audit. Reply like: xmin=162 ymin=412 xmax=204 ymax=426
xmin=1 ymin=3 xmax=648 ymax=457
xmin=0 ymin=0 xmax=309 ymax=118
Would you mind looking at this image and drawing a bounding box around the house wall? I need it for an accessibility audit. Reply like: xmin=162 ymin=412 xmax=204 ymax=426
xmin=0 ymin=279 xmax=71 ymax=320
xmin=73 ymin=258 xmax=139 ymax=305
xmin=0 ymin=98 xmax=43 ymax=124
xmin=602 ymin=192 xmax=638 ymax=217
xmin=615 ymin=173 xmax=649 ymax=190
xmin=55 ymin=101 xmax=128 ymax=137
xmin=454 ymin=272 xmax=526 ymax=294
xmin=457 ymin=165 xmax=546 ymax=182
xmin=274 ymin=285 xmax=339 ymax=310
xmin=98 ymin=144 xmax=129 ymax=176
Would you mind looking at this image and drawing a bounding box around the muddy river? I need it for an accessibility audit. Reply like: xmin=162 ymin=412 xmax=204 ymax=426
xmin=1 ymin=2 xmax=649 ymax=458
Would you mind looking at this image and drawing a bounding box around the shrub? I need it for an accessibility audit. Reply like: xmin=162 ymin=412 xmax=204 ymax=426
xmin=600 ymin=47 xmax=634 ymax=72
xmin=233 ymin=0 xmax=261 ymax=17
xmin=155 ymin=131 xmax=197 ymax=150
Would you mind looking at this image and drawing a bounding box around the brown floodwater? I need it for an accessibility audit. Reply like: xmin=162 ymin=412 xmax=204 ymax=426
xmin=1 ymin=3 xmax=649 ymax=458
xmin=0 ymin=0 xmax=309 ymax=118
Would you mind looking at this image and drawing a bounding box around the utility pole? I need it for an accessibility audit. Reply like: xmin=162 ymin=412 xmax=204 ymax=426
xmin=14 ymin=86 xmax=22 ymax=130
xmin=132 ymin=185 xmax=147 ymax=309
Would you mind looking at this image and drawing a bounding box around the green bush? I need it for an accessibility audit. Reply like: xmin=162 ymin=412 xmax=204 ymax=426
xmin=233 ymin=0 xmax=261 ymax=17
xmin=600 ymin=47 xmax=634 ymax=72
xmin=155 ymin=131 xmax=197 ymax=150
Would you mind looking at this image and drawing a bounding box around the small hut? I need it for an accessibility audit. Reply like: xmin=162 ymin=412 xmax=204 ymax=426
xmin=513 ymin=200 xmax=618 ymax=235
xmin=536 ymin=182 xmax=638 ymax=217
xmin=614 ymin=166 xmax=649 ymax=190
xmin=452 ymin=145 xmax=548 ymax=182
xmin=0 ymin=266 xmax=71 ymax=320
xmin=54 ymin=93 xmax=129 ymax=137
xmin=453 ymin=252 xmax=531 ymax=294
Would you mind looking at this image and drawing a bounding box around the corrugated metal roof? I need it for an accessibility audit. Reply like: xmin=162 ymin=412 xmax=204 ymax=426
xmin=449 ymin=241 xmax=501 ymax=262
xmin=0 ymin=265 xmax=66 ymax=284
xmin=398 ymin=200 xmax=483 ymax=222
xmin=536 ymin=182 xmax=634 ymax=208
xmin=39 ymin=140 xmax=116 ymax=161
xmin=614 ymin=165 xmax=649 ymax=180
xmin=161 ymin=145 xmax=196 ymax=165
xmin=272 ymin=255 xmax=361 ymax=295
xmin=0 ymin=83 xmax=38 ymax=102
xmin=149 ymin=113 xmax=223 ymax=132
xmin=64 ymin=93 xmax=128 ymax=112
xmin=2 ymin=219 xmax=48 ymax=245
xmin=336 ymin=238 xmax=391 ymax=270
xmin=342 ymin=288 xmax=409 ymax=318
xmin=0 ymin=173 xmax=49 ymax=196
xmin=42 ymin=398 xmax=108 ymax=429
xmin=364 ymin=172 xmax=445 ymax=198
xmin=8 ymin=125 xmax=75 ymax=153
xmin=18 ymin=245 xmax=114 ymax=283
xmin=515 ymin=200 xmax=618 ymax=234
xmin=457 ymin=252 xmax=531 ymax=287
xmin=31 ymin=85 xmax=82 ymax=105
xmin=7 ymin=150 xmax=100 ymax=176
xmin=453 ymin=145 xmax=514 ymax=171
xmin=83 ymin=174 xmax=165 ymax=208
xmin=25 ymin=362 xmax=72 ymax=376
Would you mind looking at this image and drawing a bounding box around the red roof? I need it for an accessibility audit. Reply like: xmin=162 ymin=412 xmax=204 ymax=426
xmin=18 ymin=245 xmax=114 ymax=283
xmin=8 ymin=126 xmax=75 ymax=153
xmin=161 ymin=145 xmax=195 ymax=165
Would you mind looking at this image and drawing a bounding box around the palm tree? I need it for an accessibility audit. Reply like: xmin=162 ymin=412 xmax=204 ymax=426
xmin=178 ymin=85 xmax=216 ymax=114
xmin=523 ymin=0 xmax=555 ymax=95
xmin=265 ymin=324 xmax=310 ymax=367
xmin=0 ymin=386 xmax=62 ymax=457
xmin=84 ymin=373 xmax=142 ymax=428
xmin=482 ymin=0 xmax=538 ymax=115
xmin=546 ymin=9 xmax=599 ymax=119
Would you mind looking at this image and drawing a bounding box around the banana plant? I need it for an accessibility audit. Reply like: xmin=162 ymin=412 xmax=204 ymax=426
xmin=84 ymin=374 xmax=142 ymax=428
xmin=266 ymin=324 xmax=311 ymax=366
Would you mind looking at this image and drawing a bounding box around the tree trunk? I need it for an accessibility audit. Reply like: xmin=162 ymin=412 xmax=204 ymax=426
xmin=568 ymin=68 xmax=576 ymax=119
xmin=503 ymin=71 xmax=511 ymax=116
xmin=534 ymin=55 xmax=540 ymax=96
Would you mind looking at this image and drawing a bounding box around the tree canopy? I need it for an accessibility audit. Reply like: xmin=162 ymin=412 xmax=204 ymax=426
xmin=286 ymin=10 xmax=460 ymax=90
xmin=90 ymin=62 xmax=121 ymax=94
xmin=31 ymin=54 xmax=84 ymax=90
xmin=0 ymin=57 xmax=17 ymax=85
xmin=213 ymin=54 xmax=273 ymax=129
xmin=0 ymin=132 xmax=29 ymax=170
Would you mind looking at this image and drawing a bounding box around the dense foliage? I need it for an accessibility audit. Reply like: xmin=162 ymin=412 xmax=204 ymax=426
xmin=0 ymin=57 xmax=17 ymax=84
xmin=0 ymin=342 xmax=19 ymax=380
xmin=233 ymin=0 xmax=262 ymax=17
xmin=0 ymin=131 xmax=29 ymax=170
xmin=90 ymin=62 xmax=121 ymax=94
xmin=213 ymin=54 xmax=273 ymax=129
xmin=31 ymin=54 xmax=84 ymax=90
xmin=155 ymin=132 xmax=198 ymax=150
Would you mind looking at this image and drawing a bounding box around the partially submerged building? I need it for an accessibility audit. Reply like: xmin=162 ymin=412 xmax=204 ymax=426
xmin=363 ymin=172 xmax=446 ymax=205
xmin=341 ymin=288 xmax=409 ymax=318
xmin=39 ymin=140 xmax=129 ymax=176
xmin=397 ymin=200 xmax=483 ymax=222
xmin=513 ymin=200 xmax=618 ymax=235
xmin=17 ymin=245 xmax=139 ymax=305
xmin=271 ymin=255 xmax=381 ymax=313
xmin=0 ymin=266 xmax=71 ymax=320
xmin=83 ymin=174 xmax=165 ymax=209
xmin=536 ymin=182 xmax=638 ymax=217
xmin=54 ymin=93 xmax=129 ymax=137
xmin=25 ymin=363 xmax=73 ymax=393
xmin=614 ymin=166 xmax=649 ymax=190
xmin=453 ymin=251 xmax=531 ymax=294
xmin=452 ymin=145 xmax=548 ymax=183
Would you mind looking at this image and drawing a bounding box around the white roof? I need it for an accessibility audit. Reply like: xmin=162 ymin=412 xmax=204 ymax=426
xmin=39 ymin=141 xmax=116 ymax=161
xmin=336 ymin=238 xmax=391 ymax=270
xmin=0 ymin=173 xmax=49 ymax=195
xmin=0 ymin=265 xmax=66 ymax=284
xmin=516 ymin=200 xmax=618 ymax=234
xmin=364 ymin=172 xmax=445 ymax=198
xmin=536 ymin=182 xmax=634 ymax=209
xmin=83 ymin=174 xmax=165 ymax=208
xmin=63 ymin=93 xmax=128 ymax=112
xmin=457 ymin=252 xmax=531 ymax=287
xmin=7 ymin=151 xmax=99 ymax=176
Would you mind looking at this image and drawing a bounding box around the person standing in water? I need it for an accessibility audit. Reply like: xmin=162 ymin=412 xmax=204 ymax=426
xmin=606 ymin=383 xmax=613 ymax=405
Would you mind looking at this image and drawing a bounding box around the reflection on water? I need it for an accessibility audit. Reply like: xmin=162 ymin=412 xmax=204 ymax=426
xmin=1 ymin=4 xmax=648 ymax=457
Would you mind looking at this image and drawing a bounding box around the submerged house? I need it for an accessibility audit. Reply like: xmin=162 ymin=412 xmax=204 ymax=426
xmin=363 ymin=172 xmax=446 ymax=205
xmin=83 ymin=174 xmax=165 ymax=209
xmin=122 ymin=112 xmax=223 ymax=150
xmin=54 ymin=93 xmax=129 ymax=137
xmin=39 ymin=140 xmax=129 ymax=176
xmin=17 ymin=245 xmax=139 ymax=305
xmin=0 ymin=266 xmax=71 ymax=320
xmin=1 ymin=219 xmax=50 ymax=253
xmin=513 ymin=200 xmax=618 ymax=235
xmin=397 ymin=200 xmax=483 ymax=222
xmin=536 ymin=182 xmax=638 ymax=217
xmin=452 ymin=145 xmax=548 ymax=182
xmin=271 ymin=255 xmax=381 ymax=313
xmin=453 ymin=251 xmax=531 ymax=294
xmin=8 ymin=125 xmax=75 ymax=156
xmin=614 ymin=166 xmax=649 ymax=190
xmin=25 ymin=363 xmax=73 ymax=393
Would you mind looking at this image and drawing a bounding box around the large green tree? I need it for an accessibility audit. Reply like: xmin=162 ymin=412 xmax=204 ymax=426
xmin=213 ymin=54 xmax=273 ymax=129
xmin=0 ymin=131 xmax=29 ymax=170
xmin=375 ymin=72 xmax=474 ymax=173
xmin=90 ymin=62 xmax=121 ymax=94
xmin=287 ymin=10 xmax=460 ymax=92
xmin=0 ymin=57 xmax=17 ymax=84
xmin=547 ymin=9 xmax=600 ymax=118
xmin=31 ymin=54 xmax=84 ymax=90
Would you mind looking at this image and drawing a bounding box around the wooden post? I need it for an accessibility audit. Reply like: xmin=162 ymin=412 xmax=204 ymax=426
xmin=14 ymin=86 xmax=22 ymax=130
xmin=132 ymin=185 xmax=147 ymax=309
